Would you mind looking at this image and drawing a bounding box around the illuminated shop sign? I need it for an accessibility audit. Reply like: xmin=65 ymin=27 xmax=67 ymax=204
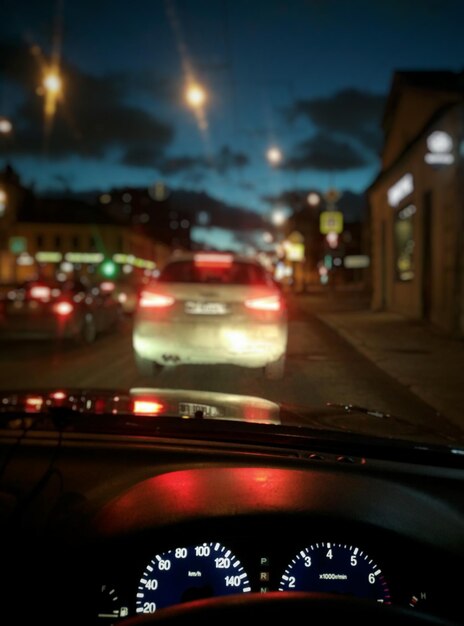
xmin=344 ymin=255 xmax=370 ymax=269
xmin=35 ymin=252 xmax=63 ymax=263
xmin=387 ymin=173 xmax=414 ymax=207
xmin=65 ymin=252 xmax=104 ymax=263
xmin=425 ymin=130 xmax=454 ymax=165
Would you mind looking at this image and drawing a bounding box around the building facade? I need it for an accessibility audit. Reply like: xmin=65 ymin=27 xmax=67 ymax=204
xmin=368 ymin=71 xmax=464 ymax=337
xmin=0 ymin=167 xmax=171 ymax=284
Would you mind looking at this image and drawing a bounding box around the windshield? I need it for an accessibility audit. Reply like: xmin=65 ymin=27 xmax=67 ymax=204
xmin=1 ymin=0 xmax=464 ymax=447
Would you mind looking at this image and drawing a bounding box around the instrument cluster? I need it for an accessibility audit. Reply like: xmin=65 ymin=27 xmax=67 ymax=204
xmin=92 ymin=523 xmax=448 ymax=625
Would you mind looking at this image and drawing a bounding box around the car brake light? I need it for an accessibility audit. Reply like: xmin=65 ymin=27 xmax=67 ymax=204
xmin=100 ymin=281 xmax=115 ymax=292
xmin=139 ymin=291 xmax=175 ymax=308
xmin=245 ymin=295 xmax=281 ymax=312
xmin=133 ymin=399 xmax=165 ymax=415
xmin=53 ymin=301 xmax=74 ymax=316
xmin=30 ymin=285 xmax=51 ymax=300
xmin=194 ymin=253 xmax=233 ymax=268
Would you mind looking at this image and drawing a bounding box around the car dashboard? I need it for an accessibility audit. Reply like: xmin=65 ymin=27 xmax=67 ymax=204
xmin=1 ymin=425 xmax=464 ymax=625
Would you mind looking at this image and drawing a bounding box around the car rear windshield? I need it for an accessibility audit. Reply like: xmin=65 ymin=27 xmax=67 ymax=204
xmin=158 ymin=261 xmax=273 ymax=285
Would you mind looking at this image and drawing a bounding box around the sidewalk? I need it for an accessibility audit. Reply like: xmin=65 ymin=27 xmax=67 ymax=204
xmin=297 ymin=295 xmax=464 ymax=432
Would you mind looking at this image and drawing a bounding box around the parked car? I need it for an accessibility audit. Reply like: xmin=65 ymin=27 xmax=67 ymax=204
xmin=132 ymin=252 xmax=288 ymax=379
xmin=0 ymin=278 xmax=122 ymax=344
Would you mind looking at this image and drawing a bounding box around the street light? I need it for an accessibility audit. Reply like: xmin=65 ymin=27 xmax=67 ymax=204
xmin=307 ymin=192 xmax=321 ymax=207
xmin=271 ymin=208 xmax=287 ymax=226
xmin=0 ymin=118 xmax=13 ymax=134
xmin=43 ymin=67 xmax=63 ymax=119
xmin=266 ymin=146 xmax=283 ymax=166
xmin=185 ymin=82 xmax=207 ymax=108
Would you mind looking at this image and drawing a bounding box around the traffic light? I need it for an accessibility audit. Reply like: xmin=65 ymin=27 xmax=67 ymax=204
xmin=99 ymin=259 xmax=118 ymax=278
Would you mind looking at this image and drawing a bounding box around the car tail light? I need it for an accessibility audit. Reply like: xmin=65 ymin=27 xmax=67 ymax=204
xmin=139 ymin=290 xmax=175 ymax=308
xmin=194 ymin=253 xmax=233 ymax=268
xmin=53 ymin=301 xmax=74 ymax=316
xmin=30 ymin=285 xmax=51 ymax=301
xmin=100 ymin=281 xmax=115 ymax=293
xmin=245 ymin=294 xmax=281 ymax=312
xmin=133 ymin=399 xmax=165 ymax=415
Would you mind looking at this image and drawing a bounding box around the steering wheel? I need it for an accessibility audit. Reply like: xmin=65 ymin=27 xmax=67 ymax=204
xmin=120 ymin=592 xmax=459 ymax=625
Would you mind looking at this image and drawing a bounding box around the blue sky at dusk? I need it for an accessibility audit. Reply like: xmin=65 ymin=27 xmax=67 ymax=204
xmin=1 ymin=0 xmax=464 ymax=249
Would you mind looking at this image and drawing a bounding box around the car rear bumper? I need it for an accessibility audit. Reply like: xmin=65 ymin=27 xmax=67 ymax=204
xmin=133 ymin=318 xmax=287 ymax=367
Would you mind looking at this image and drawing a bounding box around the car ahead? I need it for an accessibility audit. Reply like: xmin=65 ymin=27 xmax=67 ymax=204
xmin=104 ymin=278 xmax=145 ymax=315
xmin=132 ymin=252 xmax=288 ymax=379
xmin=0 ymin=278 xmax=122 ymax=344
xmin=0 ymin=388 xmax=463 ymax=626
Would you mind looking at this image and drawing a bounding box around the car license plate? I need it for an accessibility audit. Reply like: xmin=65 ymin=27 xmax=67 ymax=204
xmin=185 ymin=301 xmax=228 ymax=315
xmin=178 ymin=402 xmax=222 ymax=417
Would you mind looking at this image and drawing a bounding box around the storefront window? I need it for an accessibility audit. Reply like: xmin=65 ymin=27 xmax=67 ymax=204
xmin=394 ymin=204 xmax=416 ymax=281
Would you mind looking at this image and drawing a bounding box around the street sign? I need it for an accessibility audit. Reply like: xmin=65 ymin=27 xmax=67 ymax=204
xmin=320 ymin=211 xmax=343 ymax=234
xmin=284 ymin=241 xmax=305 ymax=262
xmin=9 ymin=236 xmax=27 ymax=254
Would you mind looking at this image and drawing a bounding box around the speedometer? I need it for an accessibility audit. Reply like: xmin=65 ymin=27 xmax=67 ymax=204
xmin=278 ymin=542 xmax=391 ymax=603
xmin=136 ymin=542 xmax=250 ymax=616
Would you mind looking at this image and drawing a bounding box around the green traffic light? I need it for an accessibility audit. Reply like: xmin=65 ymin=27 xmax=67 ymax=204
xmin=100 ymin=260 xmax=118 ymax=278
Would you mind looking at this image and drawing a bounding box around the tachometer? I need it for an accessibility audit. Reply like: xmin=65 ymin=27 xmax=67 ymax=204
xmin=278 ymin=542 xmax=391 ymax=603
xmin=136 ymin=542 xmax=250 ymax=615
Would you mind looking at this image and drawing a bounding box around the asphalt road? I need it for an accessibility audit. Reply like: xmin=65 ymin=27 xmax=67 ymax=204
xmin=0 ymin=292 xmax=455 ymax=442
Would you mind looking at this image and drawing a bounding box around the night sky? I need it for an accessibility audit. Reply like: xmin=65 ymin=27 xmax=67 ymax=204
xmin=1 ymin=0 xmax=464 ymax=248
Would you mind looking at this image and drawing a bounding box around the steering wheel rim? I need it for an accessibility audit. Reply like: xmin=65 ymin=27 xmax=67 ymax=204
xmin=120 ymin=592 xmax=458 ymax=625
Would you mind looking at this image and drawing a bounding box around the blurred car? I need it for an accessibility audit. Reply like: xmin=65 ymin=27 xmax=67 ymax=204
xmin=0 ymin=278 xmax=122 ymax=344
xmin=101 ymin=278 xmax=142 ymax=315
xmin=133 ymin=251 xmax=288 ymax=379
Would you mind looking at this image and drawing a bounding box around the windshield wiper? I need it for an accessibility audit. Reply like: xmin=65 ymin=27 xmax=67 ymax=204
xmin=326 ymin=402 xmax=391 ymax=419
xmin=326 ymin=402 xmax=462 ymax=445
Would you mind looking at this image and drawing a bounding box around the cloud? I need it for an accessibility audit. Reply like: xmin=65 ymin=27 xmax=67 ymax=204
xmin=286 ymin=88 xmax=385 ymax=152
xmin=283 ymin=132 xmax=368 ymax=171
xmin=0 ymin=42 xmax=174 ymax=162
xmin=157 ymin=146 xmax=249 ymax=176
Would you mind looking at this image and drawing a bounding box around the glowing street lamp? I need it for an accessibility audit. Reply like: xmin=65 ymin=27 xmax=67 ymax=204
xmin=307 ymin=192 xmax=321 ymax=207
xmin=43 ymin=71 xmax=62 ymax=95
xmin=266 ymin=146 xmax=283 ymax=166
xmin=0 ymin=118 xmax=13 ymax=134
xmin=43 ymin=68 xmax=63 ymax=118
xmin=271 ymin=208 xmax=287 ymax=226
xmin=185 ymin=83 xmax=207 ymax=108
